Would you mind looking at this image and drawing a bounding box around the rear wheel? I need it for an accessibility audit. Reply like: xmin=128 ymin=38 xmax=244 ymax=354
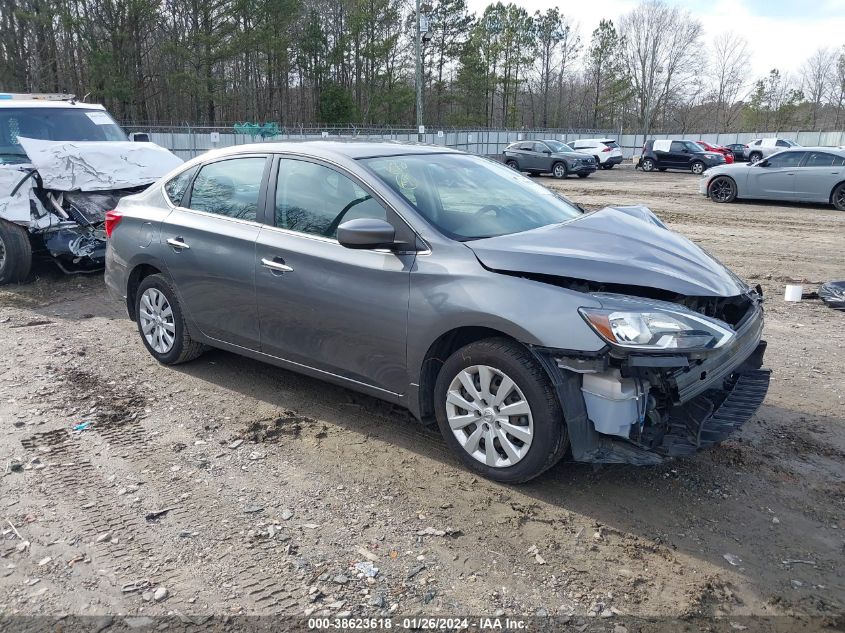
xmin=602 ymin=163 xmax=614 ymax=170
xmin=505 ymin=160 xmax=519 ymax=171
xmin=708 ymin=176 xmax=737 ymax=203
xmin=691 ymin=160 xmax=706 ymax=175
xmin=0 ymin=220 xmax=32 ymax=286
xmin=749 ymin=152 xmax=762 ymax=164
xmin=552 ymin=162 xmax=567 ymax=179
xmin=641 ymin=157 xmax=655 ymax=172
xmin=832 ymin=182 xmax=845 ymax=211
xmin=135 ymin=274 xmax=205 ymax=365
xmin=577 ymin=173 xmax=590 ymax=178
xmin=434 ymin=338 xmax=568 ymax=483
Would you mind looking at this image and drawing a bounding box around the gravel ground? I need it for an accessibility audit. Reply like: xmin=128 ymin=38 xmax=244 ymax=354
xmin=0 ymin=166 xmax=843 ymax=630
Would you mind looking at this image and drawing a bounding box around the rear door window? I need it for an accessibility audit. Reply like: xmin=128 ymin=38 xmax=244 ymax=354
xmin=188 ymin=157 xmax=267 ymax=221
xmin=803 ymin=152 xmax=845 ymax=167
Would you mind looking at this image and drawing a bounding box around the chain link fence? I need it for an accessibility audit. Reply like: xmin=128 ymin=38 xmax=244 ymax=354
xmin=122 ymin=124 xmax=845 ymax=161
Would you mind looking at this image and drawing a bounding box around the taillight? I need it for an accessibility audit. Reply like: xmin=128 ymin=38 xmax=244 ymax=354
xmin=602 ymin=147 xmax=612 ymax=152
xmin=104 ymin=210 xmax=123 ymax=238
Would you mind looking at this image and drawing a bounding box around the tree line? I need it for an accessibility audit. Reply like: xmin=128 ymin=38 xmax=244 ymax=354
xmin=2 ymin=0 xmax=845 ymax=132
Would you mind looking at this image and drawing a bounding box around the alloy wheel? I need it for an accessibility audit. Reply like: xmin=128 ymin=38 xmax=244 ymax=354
xmin=139 ymin=288 xmax=176 ymax=354
xmin=642 ymin=158 xmax=654 ymax=172
xmin=553 ymin=163 xmax=565 ymax=178
xmin=692 ymin=162 xmax=705 ymax=175
xmin=710 ymin=177 xmax=734 ymax=202
xmin=835 ymin=186 xmax=845 ymax=211
xmin=445 ymin=365 xmax=534 ymax=468
xmin=0 ymin=234 xmax=6 ymax=271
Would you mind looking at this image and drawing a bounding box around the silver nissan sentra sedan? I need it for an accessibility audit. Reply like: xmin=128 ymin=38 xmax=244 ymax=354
xmin=105 ymin=141 xmax=770 ymax=483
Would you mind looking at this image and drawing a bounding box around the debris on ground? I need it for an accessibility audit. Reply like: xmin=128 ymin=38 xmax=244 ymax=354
xmin=818 ymin=280 xmax=845 ymax=310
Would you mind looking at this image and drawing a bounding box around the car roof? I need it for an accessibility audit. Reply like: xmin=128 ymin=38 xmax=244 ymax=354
xmin=0 ymin=100 xmax=106 ymax=110
xmin=778 ymin=146 xmax=845 ymax=155
xmin=203 ymin=139 xmax=463 ymax=161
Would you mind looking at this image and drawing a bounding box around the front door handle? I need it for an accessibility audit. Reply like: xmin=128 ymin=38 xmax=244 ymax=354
xmin=166 ymin=237 xmax=190 ymax=250
xmin=261 ymin=257 xmax=294 ymax=273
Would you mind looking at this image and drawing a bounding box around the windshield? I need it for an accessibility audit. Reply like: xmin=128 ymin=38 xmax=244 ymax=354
xmin=0 ymin=107 xmax=127 ymax=164
xmin=543 ymin=140 xmax=572 ymax=153
xmin=684 ymin=141 xmax=705 ymax=152
xmin=360 ymin=153 xmax=583 ymax=241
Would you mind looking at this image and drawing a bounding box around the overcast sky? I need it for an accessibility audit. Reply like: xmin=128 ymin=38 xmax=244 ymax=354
xmin=465 ymin=0 xmax=845 ymax=83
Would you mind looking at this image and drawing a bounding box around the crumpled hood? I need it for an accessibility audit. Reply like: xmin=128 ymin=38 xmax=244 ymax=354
xmin=466 ymin=205 xmax=747 ymax=297
xmin=17 ymin=137 xmax=183 ymax=192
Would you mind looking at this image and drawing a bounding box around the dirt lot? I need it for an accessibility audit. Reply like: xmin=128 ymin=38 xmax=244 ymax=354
xmin=0 ymin=167 xmax=843 ymax=630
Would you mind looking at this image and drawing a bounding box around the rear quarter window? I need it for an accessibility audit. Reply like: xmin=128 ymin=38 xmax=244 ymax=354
xmin=163 ymin=166 xmax=198 ymax=206
xmin=602 ymin=141 xmax=619 ymax=148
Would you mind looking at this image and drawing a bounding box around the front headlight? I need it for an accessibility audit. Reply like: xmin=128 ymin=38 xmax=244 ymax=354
xmin=579 ymin=307 xmax=735 ymax=351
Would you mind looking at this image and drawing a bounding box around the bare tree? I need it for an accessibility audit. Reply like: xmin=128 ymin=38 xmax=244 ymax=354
xmin=801 ymin=47 xmax=836 ymax=128
xmin=619 ymin=0 xmax=703 ymax=141
xmin=710 ymin=32 xmax=749 ymax=130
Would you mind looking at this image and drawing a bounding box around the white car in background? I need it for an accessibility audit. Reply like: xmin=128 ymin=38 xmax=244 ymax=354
xmin=570 ymin=138 xmax=624 ymax=169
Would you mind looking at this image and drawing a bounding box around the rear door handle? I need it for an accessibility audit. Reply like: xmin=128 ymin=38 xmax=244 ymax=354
xmin=261 ymin=257 xmax=294 ymax=273
xmin=166 ymin=237 xmax=190 ymax=250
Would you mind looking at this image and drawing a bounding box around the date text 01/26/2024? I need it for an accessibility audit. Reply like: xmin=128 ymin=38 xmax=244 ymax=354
xmin=308 ymin=617 xmax=528 ymax=630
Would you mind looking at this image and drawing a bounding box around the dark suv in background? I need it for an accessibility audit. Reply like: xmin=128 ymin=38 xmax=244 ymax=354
xmin=638 ymin=139 xmax=726 ymax=175
xmin=502 ymin=140 xmax=597 ymax=179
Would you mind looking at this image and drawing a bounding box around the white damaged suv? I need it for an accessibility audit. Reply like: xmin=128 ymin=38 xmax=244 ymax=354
xmin=0 ymin=94 xmax=182 ymax=285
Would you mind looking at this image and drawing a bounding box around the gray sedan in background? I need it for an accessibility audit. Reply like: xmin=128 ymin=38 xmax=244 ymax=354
xmin=702 ymin=147 xmax=845 ymax=210
xmin=105 ymin=141 xmax=769 ymax=483
xmin=502 ymin=139 xmax=597 ymax=178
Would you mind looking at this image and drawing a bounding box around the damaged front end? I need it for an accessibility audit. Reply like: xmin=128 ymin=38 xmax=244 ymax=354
xmin=0 ymin=137 xmax=182 ymax=276
xmin=29 ymin=185 xmax=143 ymax=273
xmin=535 ymin=289 xmax=769 ymax=465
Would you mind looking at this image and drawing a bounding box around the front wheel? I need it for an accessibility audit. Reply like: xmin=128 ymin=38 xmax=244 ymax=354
xmin=505 ymin=160 xmax=519 ymax=171
xmin=708 ymin=176 xmax=737 ymax=203
xmin=749 ymin=152 xmax=762 ymax=164
xmin=832 ymin=182 xmax=845 ymax=211
xmin=0 ymin=220 xmax=32 ymax=286
xmin=691 ymin=161 xmax=706 ymax=175
xmin=135 ymin=274 xmax=205 ymax=365
xmin=641 ymin=157 xmax=655 ymax=172
xmin=434 ymin=338 xmax=568 ymax=483
xmin=552 ymin=162 xmax=567 ymax=179
xmin=577 ymin=173 xmax=590 ymax=178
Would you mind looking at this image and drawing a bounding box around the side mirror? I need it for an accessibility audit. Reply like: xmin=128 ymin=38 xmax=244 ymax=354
xmin=757 ymin=160 xmax=769 ymax=167
xmin=337 ymin=218 xmax=396 ymax=250
xmin=129 ymin=132 xmax=151 ymax=142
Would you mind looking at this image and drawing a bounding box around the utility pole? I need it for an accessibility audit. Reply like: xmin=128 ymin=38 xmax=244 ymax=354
xmin=415 ymin=0 xmax=423 ymax=142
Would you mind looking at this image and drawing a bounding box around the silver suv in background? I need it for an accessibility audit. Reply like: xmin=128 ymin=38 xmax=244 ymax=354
xmin=744 ymin=138 xmax=800 ymax=163
xmin=570 ymin=138 xmax=624 ymax=169
xmin=105 ymin=141 xmax=769 ymax=483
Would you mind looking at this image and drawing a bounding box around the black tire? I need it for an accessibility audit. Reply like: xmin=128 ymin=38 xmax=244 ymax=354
xmin=749 ymin=152 xmax=762 ymax=164
xmin=577 ymin=173 xmax=590 ymax=178
xmin=505 ymin=160 xmax=519 ymax=171
xmin=0 ymin=219 xmax=32 ymax=286
xmin=832 ymin=182 xmax=845 ymax=211
xmin=641 ymin=157 xmax=655 ymax=172
xmin=658 ymin=168 xmax=667 ymax=172
xmin=552 ymin=162 xmax=567 ymax=179
xmin=690 ymin=160 xmax=706 ymax=175
xmin=434 ymin=338 xmax=568 ymax=484
xmin=708 ymin=176 xmax=738 ymax=203
xmin=603 ymin=163 xmax=614 ymax=170
xmin=135 ymin=273 xmax=205 ymax=365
